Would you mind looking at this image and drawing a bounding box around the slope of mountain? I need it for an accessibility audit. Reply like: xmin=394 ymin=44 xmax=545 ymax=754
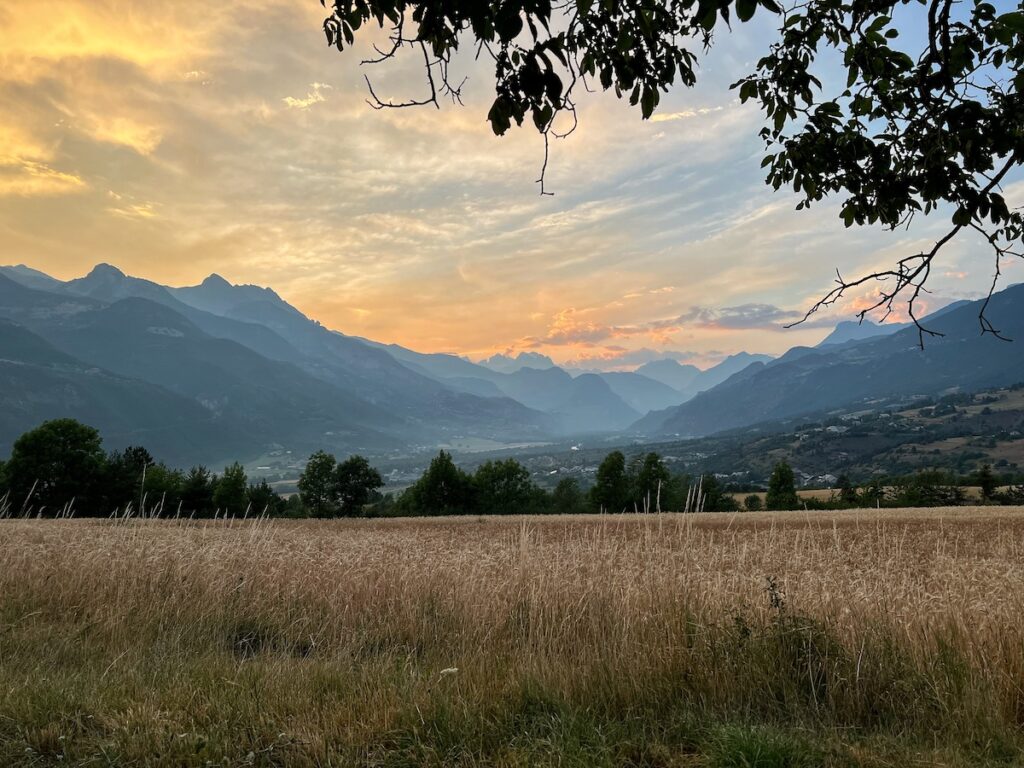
xmin=0 ymin=272 xmax=100 ymax=322
xmin=596 ymin=371 xmax=684 ymax=413
xmin=441 ymin=376 xmax=508 ymax=399
xmin=61 ymin=264 xmax=300 ymax=363
xmin=0 ymin=264 xmax=65 ymax=292
xmin=55 ymin=267 xmax=553 ymax=441
xmin=64 ymin=263 xmax=173 ymax=304
xmin=171 ymin=273 xmax=306 ymax=321
xmin=361 ymin=340 xmax=492 ymax=381
xmin=550 ymin=373 xmax=640 ymax=432
xmin=816 ymin=301 xmax=972 ymax=348
xmin=0 ymin=320 xmax=253 ymax=464
xmin=635 ymin=359 xmax=701 ymax=391
xmin=634 ymin=354 xmax=773 ymax=402
xmin=13 ymin=265 xmax=657 ymax=438
xmin=818 ymin=319 xmax=909 ymax=346
xmin=675 ymin=352 xmax=774 ymax=402
xmin=487 ymin=367 xmax=639 ymax=432
xmin=635 ymin=286 xmax=1024 ymax=438
xmin=172 ymin=274 xmax=551 ymax=438
xmin=0 ymin=268 xmax=556 ymax=457
xmin=7 ymin=296 xmax=404 ymax=452
xmin=361 ymin=339 xmax=640 ymax=430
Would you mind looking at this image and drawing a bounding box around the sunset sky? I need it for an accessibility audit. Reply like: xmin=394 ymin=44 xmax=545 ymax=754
xmin=2 ymin=1 xmax=1020 ymax=370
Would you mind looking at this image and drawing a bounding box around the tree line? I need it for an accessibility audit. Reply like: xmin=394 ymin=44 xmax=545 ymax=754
xmin=379 ymin=449 xmax=747 ymax=517
xmin=3 ymin=419 xmax=1019 ymax=518
xmin=0 ymin=420 xmax=299 ymax=518
xmin=0 ymin=419 xmax=753 ymax=518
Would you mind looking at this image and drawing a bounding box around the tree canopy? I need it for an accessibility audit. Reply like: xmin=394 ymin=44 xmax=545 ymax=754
xmin=321 ymin=0 xmax=1024 ymax=340
xmin=4 ymin=419 xmax=106 ymax=514
xmin=766 ymin=461 xmax=800 ymax=510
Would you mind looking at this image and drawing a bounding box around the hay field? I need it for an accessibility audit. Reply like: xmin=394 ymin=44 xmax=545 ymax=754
xmin=2 ymin=508 xmax=1024 ymax=766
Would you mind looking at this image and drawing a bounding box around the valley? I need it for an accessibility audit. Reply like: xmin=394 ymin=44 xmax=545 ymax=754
xmin=4 ymin=262 xmax=1023 ymax=484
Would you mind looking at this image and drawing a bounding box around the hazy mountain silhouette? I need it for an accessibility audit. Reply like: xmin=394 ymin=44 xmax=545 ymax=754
xmin=4 ymin=263 xmax=1013 ymax=460
xmin=361 ymin=339 xmax=642 ymax=430
xmin=635 ymin=287 xmax=1024 ymax=437
xmin=0 ymin=319 xmax=258 ymax=464
xmin=817 ymin=319 xmax=909 ymax=346
xmin=815 ymin=301 xmax=971 ymax=348
xmin=490 ymin=367 xmax=640 ymax=432
xmin=3 ymin=266 xmax=554 ymax=445
xmin=61 ymin=265 xmax=300 ymax=362
xmin=633 ymin=354 xmax=774 ymax=402
xmin=479 ymin=351 xmax=556 ymax=373
xmin=595 ymin=371 xmax=684 ymax=412
xmin=0 ymin=264 xmax=65 ymax=292
xmin=635 ymin=359 xmax=701 ymax=390
xmin=3 ymin=292 xmax=403 ymax=451
xmin=171 ymin=273 xmax=307 ymax=321
xmin=172 ymin=273 xmax=550 ymax=436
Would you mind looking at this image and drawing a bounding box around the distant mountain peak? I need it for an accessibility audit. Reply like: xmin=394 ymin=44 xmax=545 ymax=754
xmin=63 ymin=264 xmax=173 ymax=304
xmin=87 ymin=263 xmax=126 ymax=279
xmin=480 ymin=351 xmax=555 ymax=373
xmin=635 ymin=358 xmax=702 ymax=391
xmin=201 ymin=273 xmax=232 ymax=288
xmin=817 ymin=318 xmax=909 ymax=347
xmin=0 ymin=264 xmax=64 ymax=291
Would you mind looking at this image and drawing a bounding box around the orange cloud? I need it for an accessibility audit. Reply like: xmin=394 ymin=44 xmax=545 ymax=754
xmin=0 ymin=160 xmax=86 ymax=197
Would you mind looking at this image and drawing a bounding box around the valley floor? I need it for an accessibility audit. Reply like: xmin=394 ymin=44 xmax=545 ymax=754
xmin=2 ymin=509 xmax=1024 ymax=766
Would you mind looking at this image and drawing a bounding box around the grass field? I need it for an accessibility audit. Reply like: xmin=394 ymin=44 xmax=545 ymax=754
xmin=730 ymin=486 xmax=997 ymax=507
xmin=2 ymin=509 xmax=1024 ymax=766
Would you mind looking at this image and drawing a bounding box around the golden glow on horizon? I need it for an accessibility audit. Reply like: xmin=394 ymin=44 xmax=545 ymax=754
xmin=0 ymin=1 xmax=991 ymax=368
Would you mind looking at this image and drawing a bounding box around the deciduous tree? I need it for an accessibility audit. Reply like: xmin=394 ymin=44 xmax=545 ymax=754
xmin=766 ymin=461 xmax=799 ymax=510
xmin=634 ymin=452 xmax=670 ymax=511
xmin=298 ymin=450 xmax=339 ymax=517
xmin=4 ymin=419 xmax=106 ymax=515
xmin=213 ymin=462 xmax=249 ymax=516
xmin=474 ymin=458 xmax=534 ymax=515
xmin=335 ymin=454 xmax=385 ymax=515
xmin=403 ymin=450 xmax=475 ymax=515
xmin=591 ymin=450 xmax=629 ymax=513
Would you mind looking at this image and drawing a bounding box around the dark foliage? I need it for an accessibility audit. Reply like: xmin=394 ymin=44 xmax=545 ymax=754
xmin=590 ymin=450 xmax=630 ymax=512
xmin=399 ymin=450 xmax=476 ymax=515
xmin=4 ymin=419 xmax=106 ymax=515
xmin=766 ymin=461 xmax=800 ymax=510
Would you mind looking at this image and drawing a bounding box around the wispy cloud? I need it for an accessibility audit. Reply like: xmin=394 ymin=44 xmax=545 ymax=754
xmin=283 ymin=82 xmax=331 ymax=110
xmin=0 ymin=160 xmax=86 ymax=197
xmin=675 ymin=303 xmax=803 ymax=330
xmin=650 ymin=105 xmax=725 ymax=123
xmin=0 ymin=0 xmax=998 ymax=366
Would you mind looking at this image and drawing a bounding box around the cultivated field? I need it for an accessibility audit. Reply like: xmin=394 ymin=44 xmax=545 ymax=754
xmin=2 ymin=509 xmax=1024 ymax=766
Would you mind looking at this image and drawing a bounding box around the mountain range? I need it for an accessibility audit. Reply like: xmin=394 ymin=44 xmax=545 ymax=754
xmin=634 ymin=289 xmax=1024 ymax=438
xmin=0 ymin=264 xmax=744 ymax=462
xmin=1 ymin=262 xmax=1010 ymax=466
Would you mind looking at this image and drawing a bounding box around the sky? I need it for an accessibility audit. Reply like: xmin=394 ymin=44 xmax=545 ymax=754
xmin=1 ymin=1 xmax=1019 ymax=370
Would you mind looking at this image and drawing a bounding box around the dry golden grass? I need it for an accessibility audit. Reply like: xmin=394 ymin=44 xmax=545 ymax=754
xmin=2 ymin=508 xmax=1024 ymax=766
xmin=733 ymin=486 xmax=999 ymax=505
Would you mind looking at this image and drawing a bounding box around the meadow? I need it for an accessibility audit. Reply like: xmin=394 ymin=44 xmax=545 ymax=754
xmin=2 ymin=508 xmax=1024 ymax=766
